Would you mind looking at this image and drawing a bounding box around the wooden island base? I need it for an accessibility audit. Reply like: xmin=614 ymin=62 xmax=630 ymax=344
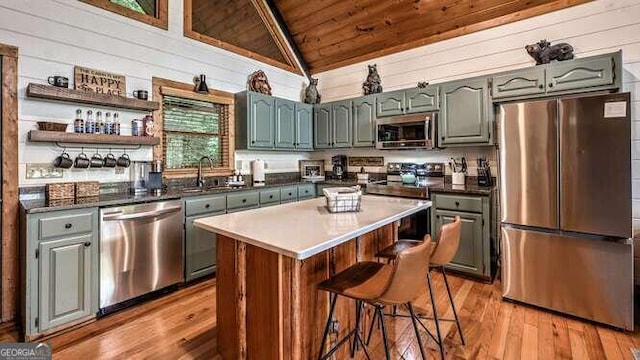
xmin=216 ymin=223 xmax=397 ymax=360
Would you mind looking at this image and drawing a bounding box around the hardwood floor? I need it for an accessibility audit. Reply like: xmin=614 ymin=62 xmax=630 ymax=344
xmin=1 ymin=274 xmax=638 ymax=359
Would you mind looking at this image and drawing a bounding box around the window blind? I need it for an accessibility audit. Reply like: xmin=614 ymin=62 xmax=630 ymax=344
xmin=162 ymin=95 xmax=229 ymax=169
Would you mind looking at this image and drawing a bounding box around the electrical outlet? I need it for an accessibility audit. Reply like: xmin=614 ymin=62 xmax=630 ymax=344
xmin=26 ymin=164 xmax=63 ymax=179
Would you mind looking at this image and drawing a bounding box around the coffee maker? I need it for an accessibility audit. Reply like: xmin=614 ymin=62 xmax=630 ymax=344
xmin=131 ymin=160 xmax=164 ymax=195
xmin=331 ymin=155 xmax=347 ymax=180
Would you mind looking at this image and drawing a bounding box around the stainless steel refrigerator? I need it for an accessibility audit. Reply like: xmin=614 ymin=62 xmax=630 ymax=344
xmin=499 ymin=92 xmax=634 ymax=330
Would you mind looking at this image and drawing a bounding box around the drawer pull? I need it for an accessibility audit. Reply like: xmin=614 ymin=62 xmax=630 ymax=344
xmin=455 ymin=201 xmax=460 ymax=207
xmin=84 ymin=242 xmax=91 ymax=247
xmin=548 ymin=83 xmax=553 ymax=88
xmin=538 ymin=84 xmax=544 ymax=89
xmin=242 ymin=199 xmax=247 ymax=203
xmin=65 ymin=223 xmax=73 ymax=229
xmin=205 ymin=204 xmax=210 ymax=209
xmin=288 ymin=192 xmax=292 ymax=196
xmin=269 ymin=195 xmax=273 ymax=199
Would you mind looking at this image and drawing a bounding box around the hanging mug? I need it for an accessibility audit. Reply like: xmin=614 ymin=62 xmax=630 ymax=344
xmin=74 ymin=152 xmax=90 ymax=169
xmin=53 ymin=150 xmax=73 ymax=169
xmin=103 ymin=152 xmax=117 ymax=168
xmin=90 ymin=151 xmax=103 ymax=168
xmin=133 ymin=90 xmax=148 ymax=100
xmin=117 ymin=153 xmax=130 ymax=168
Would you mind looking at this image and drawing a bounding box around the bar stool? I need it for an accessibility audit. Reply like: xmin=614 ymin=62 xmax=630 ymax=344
xmin=375 ymin=216 xmax=464 ymax=360
xmin=317 ymin=237 xmax=434 ymax=360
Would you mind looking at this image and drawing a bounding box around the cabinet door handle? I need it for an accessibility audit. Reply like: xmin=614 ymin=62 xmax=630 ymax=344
xmin=436 ymin=215 xmax=440 ymax=219
xmin=205 ymin=204 xmax=210 ymax=209
xmin=84 ymin=242 xmax=91 ymax=247
xmin=548 ymin=83 xmax=554 ymax=88
xmin=65 ymin=223 xmax=73 ymax=229
xmin=441 ymin=136 xmax=445 ymax=140
xmin=538 ymin=84 xmax=544 ymax=89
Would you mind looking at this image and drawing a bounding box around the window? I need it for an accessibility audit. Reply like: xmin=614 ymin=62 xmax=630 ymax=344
xmin=163 ymin=96 xmax=227 ymax=169
xmin=80 ymin=0 xmax=168 ymax=29
xmin=152 ymin=78 xmax=235 ymax=178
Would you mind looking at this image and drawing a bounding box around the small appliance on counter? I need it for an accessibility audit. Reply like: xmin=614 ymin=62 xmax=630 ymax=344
xmin=131 ymin=160 xmax=164 ymax=195
xmin=251 ymin=159 xmax=265 ymax=186
xmin=331 ymin=155 xmax=347 ymax=180
xmin=448 ymin=157 xmax=467 ymax=185
xmin=227 ymin=169 xmax=245 ymax=187
xmin=299 ymin=160 xmax=325 ymax=182
xmin=476 ymin=157 xmax=493 ymax=187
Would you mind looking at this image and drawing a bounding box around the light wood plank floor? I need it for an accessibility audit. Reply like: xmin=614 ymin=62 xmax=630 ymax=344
xmin=1 ymin=274 xmax=638 ymax=359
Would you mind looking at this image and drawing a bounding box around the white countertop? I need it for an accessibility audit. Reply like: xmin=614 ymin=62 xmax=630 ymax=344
xmin=193 ymin=195 xmax=432 ymax=260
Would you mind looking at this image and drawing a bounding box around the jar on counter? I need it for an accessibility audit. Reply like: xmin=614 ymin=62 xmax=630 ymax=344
xmin=74 ymin=109 xmax=84 ymax=133
xmin=113 ymin=112 xmax=121 ymax=135
xmin=85 ymin=110 xmax=95 ymax=134
xmin=132 ymin=118 xmax=143 ymax=136
xmin=95 ymin=111 xmax=104 ymax=134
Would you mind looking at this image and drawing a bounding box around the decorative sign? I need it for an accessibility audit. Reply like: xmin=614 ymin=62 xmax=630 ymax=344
xmin=348 ymin=156 xmax=384 ymax=167
xmin=74 ymin=66 xmax=126 ymax=96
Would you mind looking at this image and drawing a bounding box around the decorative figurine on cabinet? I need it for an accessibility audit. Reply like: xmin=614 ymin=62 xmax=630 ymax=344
xmin=247 ymin=70 xmax=272 ymax=95
xmin=362 ymin=64 xmax=382 ymax=95
xmin=525 ymin=40 xmax=574 ymax=65
xmin=303 ymin=78 xmax=321 ymax=104
xmin=417 ymin=81 xmax=429 ymax=88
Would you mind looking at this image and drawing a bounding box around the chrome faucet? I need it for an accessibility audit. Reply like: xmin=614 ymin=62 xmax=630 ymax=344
xmin=197 ymin=156 xmax=214 ymax=187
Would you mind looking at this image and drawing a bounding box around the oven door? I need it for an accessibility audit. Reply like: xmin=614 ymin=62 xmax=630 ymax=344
xmin=398 ymin=209 xmax=430 ymax=240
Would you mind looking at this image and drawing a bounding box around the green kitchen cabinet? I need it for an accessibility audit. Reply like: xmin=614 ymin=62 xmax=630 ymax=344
xmin=297 ymin=184 xmax=316 ymax=199
xmin=22 ymin=208 xmax=99 ymax=337
xmin=491 ymin=68 xmax=546 ymax=99
xmin=295 ymin=103 xmax=314 ymax=150
xmin=227 ymin=190 xmax=260 ymax=213
xmin=352 ymin=95 xmax=376 ymax=147
xmin=491 ymin=51 xmax=621 ymax=102
xmin=259 ymin=188 xmax=281 ymax=207
xmin=376 ymin=87 xmax=439 ymax=117
xmin=38 ymin=235 xmax=94 ymax=331
xmin=314 ymin=104 xmax=332 ymax=149
xmin=314 ymin=100 xmax=352 ymax=149
xmin=376 ymin=90 xmax=405 ymax=117
xmin=236 ymin=91 xmax=313 ymax=151
xmin=274 ymin=98 xmax=296 ymax=149
xmin=184 ymin=194 xmax=226 ymax=282
xmin=332 ymin=100 xmax=352 ymax=148
xmin=430 ymin=193 xmax=490 ymax=280
xmin=546 ymin=55 xmax=616 ymax=93
xmin=439 ymin=77 xmax=492 ymax=146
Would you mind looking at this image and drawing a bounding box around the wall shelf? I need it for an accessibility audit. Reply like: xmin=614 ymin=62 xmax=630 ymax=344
xmin=28 ymin=130 xmax=160 ymax=147
xmin=26 ymin=83 xmax=160 ymax=112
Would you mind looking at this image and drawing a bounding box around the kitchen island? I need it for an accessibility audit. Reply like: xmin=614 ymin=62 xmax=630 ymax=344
xmin=194 ymin=195 xmax=431 ymax=359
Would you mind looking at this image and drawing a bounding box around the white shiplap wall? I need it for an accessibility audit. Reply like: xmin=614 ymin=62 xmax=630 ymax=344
xmin=314 ymin=0 xmax=640 ymax=273
xmin=0 ymin=0 xmax=308 ymax=186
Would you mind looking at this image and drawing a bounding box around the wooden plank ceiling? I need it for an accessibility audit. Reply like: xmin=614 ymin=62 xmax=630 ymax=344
xmin=273 ymin=0 xmax=592 ymax=74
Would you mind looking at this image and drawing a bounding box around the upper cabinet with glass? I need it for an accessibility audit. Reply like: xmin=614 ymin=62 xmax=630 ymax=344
xmin=80 ymin=0 xmax=168 ymax=29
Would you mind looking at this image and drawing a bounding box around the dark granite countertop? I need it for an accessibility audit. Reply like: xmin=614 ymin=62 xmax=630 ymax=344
xmin=428 ymin=183 xmax=495 ymax=196
xmin=20 ymin=179 xmax=368 ymax=214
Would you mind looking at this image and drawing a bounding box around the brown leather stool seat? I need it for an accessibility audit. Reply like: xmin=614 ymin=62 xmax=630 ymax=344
xmin=317 ymin=238 xmax=434 ymax=360
xmin=374 ymin=216 xmax=464 ymax=360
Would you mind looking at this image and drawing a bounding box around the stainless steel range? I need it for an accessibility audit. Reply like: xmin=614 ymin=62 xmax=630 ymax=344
xmin=367 ymin=162 xmax=443 ymax=240
xmin=367 ymin=162 xmax=444 ymax=199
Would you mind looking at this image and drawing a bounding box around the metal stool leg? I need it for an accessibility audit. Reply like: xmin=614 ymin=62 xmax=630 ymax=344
xmin=377 ymin=306 xmax=391 ymax=360
xmin=407 ymin=302 xmax=427 ymax=360
xmin=366 ymin=304 xmax=379 ymax=345
xmin=318 ymin=293 xmax=338 ymax=360
xmin=441 ymin=266 xmax=465 ymax=345
xmin=351 ymin=301 xmax=363 ymax=358
xmin=427 ymin=270 xmax=445 ymax=360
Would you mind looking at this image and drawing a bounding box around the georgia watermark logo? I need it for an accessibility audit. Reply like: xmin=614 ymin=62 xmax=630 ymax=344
xmin=0 ymin=343 xmax=51 ymax=360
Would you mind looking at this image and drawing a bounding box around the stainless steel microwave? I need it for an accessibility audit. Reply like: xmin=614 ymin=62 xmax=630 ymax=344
xmin=376 ymin=112 xmax=437 ymax=150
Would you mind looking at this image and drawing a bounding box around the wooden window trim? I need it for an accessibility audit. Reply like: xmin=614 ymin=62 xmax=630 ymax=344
xmin=1 ymin=43 xmax=19 ymax=322
xmin=79 ymin=0 xmax=169 ymax=30
xmin=183 ymin=0 xmax=303 ymax=75
xmin=152 ymin=77 xmax=235 ymax=179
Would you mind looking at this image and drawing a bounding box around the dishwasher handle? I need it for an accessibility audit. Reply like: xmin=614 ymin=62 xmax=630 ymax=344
xmin=102 ymin=206 xmax=183 ymax=221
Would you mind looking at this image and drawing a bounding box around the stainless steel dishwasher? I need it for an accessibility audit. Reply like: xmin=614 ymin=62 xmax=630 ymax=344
xmin=99 ymin=199 xmax=184 ymax=313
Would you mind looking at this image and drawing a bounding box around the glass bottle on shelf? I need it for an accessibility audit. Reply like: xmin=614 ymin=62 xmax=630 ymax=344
xmin=113 ymin=112 xmax=121 ymax=135
xmin=95 ymin=111 xmax=104 ymax=134
xmin=104 ymin=112 xmax=112 ymax=135
xmin=74 ymin=109 xmax=84 ymax=133
xmin=85 ymin=110 xmax=95 ymax=134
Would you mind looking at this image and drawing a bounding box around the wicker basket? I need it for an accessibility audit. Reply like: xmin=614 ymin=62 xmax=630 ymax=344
xmin=324 ymin=187 xmax=362 ymax=213
xmin=46 ymin=182 xmax=75 ymax=201
xmin=37 ymin=121 xmax=69 ymax=132
xmin=75 ymin=181 xmax=100 ymax=198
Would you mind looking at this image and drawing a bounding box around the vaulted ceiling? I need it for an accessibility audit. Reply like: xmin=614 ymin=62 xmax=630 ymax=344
xmin=187 ymin=0 xmax=591 ymax=75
